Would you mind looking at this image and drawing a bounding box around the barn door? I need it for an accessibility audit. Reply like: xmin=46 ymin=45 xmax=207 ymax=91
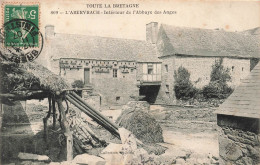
xmin=84 ymin=68 xmax=90 ymax=84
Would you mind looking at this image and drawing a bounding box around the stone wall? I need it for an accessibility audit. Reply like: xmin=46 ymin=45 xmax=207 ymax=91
xmin=157 ymin=56 xmax=175 ymax=104
xmin=158 ymin=56 xmax=251 ymax=104
xmin=82 ymin=91 xmax=101 ymax=111
xmin=59 ymin=59 xmax=139 ymax=106
xmin=2 ymin=101 xmax=29 ymax=124
xmin=217 ymin=115 xmax=260 ymax=165
xmin=174 ymin=56 xmax=250 ymax=88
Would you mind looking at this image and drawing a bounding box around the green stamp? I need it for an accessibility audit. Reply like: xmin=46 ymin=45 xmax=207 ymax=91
xmin=4 ymin=4 xmax=39 ymax=47
xmin=1 ymin=3 xmax=43 ymax=63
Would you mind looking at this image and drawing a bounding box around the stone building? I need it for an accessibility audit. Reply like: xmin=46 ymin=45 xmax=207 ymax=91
xmin=215 ymin=63 xmax=260 ymax=164
xmin=44 ymin=25 xmax=162 ymax=106
xmin=150 ymin=23 xmax=260 ymax=104
xmin=44 ymin=23 xmax=259 ymax=106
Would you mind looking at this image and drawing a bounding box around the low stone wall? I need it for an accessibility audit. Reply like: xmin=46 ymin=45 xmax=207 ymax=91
xmin=82 ymin=92 xmax=101 ymax=111
xmin=217 ymin=115 xmax=260 ymax=165
xmin=122 ymin=101 xmax=150 ymax=112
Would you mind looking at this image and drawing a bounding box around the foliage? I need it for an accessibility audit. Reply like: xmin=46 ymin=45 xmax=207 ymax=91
xmin=203 ymin=81 xmax=233 ymax=99
xmin=209 ymin=58 xmax=231 ymax=83
xmin=72 ymin=80 xmax=84 ymax=96
xmin=203 ymin=58 xmax=233 ymax=99
xmin=174 ymin=66 xmax=197 ymax=100
xmin=72 ymin=80 xmax=84 ymax=88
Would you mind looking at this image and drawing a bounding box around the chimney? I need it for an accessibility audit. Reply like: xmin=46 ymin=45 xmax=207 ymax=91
xmin=45 ymin=25 xmax=55 ymax=39
xmin=146 ymin=22 xmax=158 ymax=44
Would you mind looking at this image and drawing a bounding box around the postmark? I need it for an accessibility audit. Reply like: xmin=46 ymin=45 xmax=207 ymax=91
xmin=0 ymin=3 xmax=43 ymax=63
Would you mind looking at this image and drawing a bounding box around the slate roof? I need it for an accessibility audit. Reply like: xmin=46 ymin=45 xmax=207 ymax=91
xmin=161 ymin=24 xmax=260 ymax=58
xmin=48 ymin=33 xmax=160 ymax=62
xmin=215 ymin=63 xmax=260 ymax=119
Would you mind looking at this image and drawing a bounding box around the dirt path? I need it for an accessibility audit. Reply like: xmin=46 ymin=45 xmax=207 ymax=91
xmin=163 ymin=130 xmax=218 ymax=156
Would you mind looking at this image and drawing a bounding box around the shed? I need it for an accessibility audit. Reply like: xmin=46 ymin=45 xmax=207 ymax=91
xmin=215 ymin=63 xmax=260 ymax=164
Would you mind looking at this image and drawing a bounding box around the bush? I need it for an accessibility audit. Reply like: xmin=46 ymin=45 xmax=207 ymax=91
xmin=72 ymin=80 xmax=84 ymax=96
xmin=174 ymin=66 xmax=197 ymax=100
xmin=203 ymin=58 xmax=233 ymax=99
xmin=72 ymin=80 xmax=84 ymax=88
xmin=203 ymin=81 xmax=233 ymax=99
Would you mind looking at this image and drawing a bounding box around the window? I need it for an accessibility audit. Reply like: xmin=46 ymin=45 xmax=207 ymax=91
xmin=148 ymin=64 xmax=153 ymax=74
xmin=113 ymin=69 xmax=117 ymax=78
xmin=165 ymin=64 xmax=168 ymax=72
xmin=116 ymin=96 xmax=120 ymax=101
xmin=232 ymin=66 xmax=234 ymax=71
xmin=242 ymin=67 xmax=244 ymax=71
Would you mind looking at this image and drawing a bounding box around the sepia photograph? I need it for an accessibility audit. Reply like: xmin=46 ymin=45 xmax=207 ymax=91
xmin=0 ymin=0 xmax=259 ymax=164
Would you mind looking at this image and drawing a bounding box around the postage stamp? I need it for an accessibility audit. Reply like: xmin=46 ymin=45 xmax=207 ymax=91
xmin=0 ymin=2 xmax=43 ymax=63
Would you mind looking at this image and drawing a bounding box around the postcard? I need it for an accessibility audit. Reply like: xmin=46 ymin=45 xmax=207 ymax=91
xmin=0 ymin=0 xmax=259 ymax=164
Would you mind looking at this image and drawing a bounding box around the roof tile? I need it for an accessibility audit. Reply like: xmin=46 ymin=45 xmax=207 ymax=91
xmin=215 ymin=63 xmax=260 ymax=118
xmin=161 ymin=24 xmax=260 ymax=58
xmin=48 ymin=34 xmax=160 ymax=62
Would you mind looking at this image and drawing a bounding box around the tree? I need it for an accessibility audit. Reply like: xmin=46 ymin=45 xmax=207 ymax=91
xmin=203 ymin=58 xmax=233 ymax=99
xmin=174 ymin=66 xmax=197 ymax=100
xmin=210 ymin=58 xmax=231 ymax=83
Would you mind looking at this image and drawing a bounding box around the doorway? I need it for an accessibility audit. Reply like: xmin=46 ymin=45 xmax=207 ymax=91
xmin=84 ymin=68 xmax=90 ymax=84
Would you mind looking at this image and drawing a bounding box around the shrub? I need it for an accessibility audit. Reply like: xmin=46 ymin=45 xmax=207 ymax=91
xmin=203 ymin=58 xmax=233 ymax=99
xmin=203 ymin=81 xmax=233 ymax=99
xmin=72 ymin=80 xmax=84 ymax=96
xmin=72 ymin=80 xmax=84 ymax=88
xmin=174 ymin=66 xmax=197 ymax=100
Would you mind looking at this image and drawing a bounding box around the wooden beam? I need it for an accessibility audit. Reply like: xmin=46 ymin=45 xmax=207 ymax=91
xmin=43 ymin=96 xmax=52 ymax=142
xmin=0 ymin=90 xmax=49 ymax=102
xmin=52 ymin=97 xmax=56 ymax=130
xmin=57 ymin=97 xmax=73 ymax=161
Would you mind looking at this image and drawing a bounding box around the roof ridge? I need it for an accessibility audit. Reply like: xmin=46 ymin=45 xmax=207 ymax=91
xmin=161 ymin=24 xmax=246 ymax=34
xmin=54 ymin=32 xmax=149 ymax=43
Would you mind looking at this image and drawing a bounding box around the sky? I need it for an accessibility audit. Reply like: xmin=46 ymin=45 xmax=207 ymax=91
xmin=0 ymin=0 xmax=259 ymax=40
xmin=40 ymin=0 xmax=260 ymax=40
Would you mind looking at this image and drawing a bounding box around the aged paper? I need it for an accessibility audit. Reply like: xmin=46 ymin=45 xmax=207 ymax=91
xmin=0 ymin=0 xmax=259 ymax=164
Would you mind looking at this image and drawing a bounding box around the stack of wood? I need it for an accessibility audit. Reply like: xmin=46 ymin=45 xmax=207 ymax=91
xmin=66 ymin=108 xmax=107 ymax=154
